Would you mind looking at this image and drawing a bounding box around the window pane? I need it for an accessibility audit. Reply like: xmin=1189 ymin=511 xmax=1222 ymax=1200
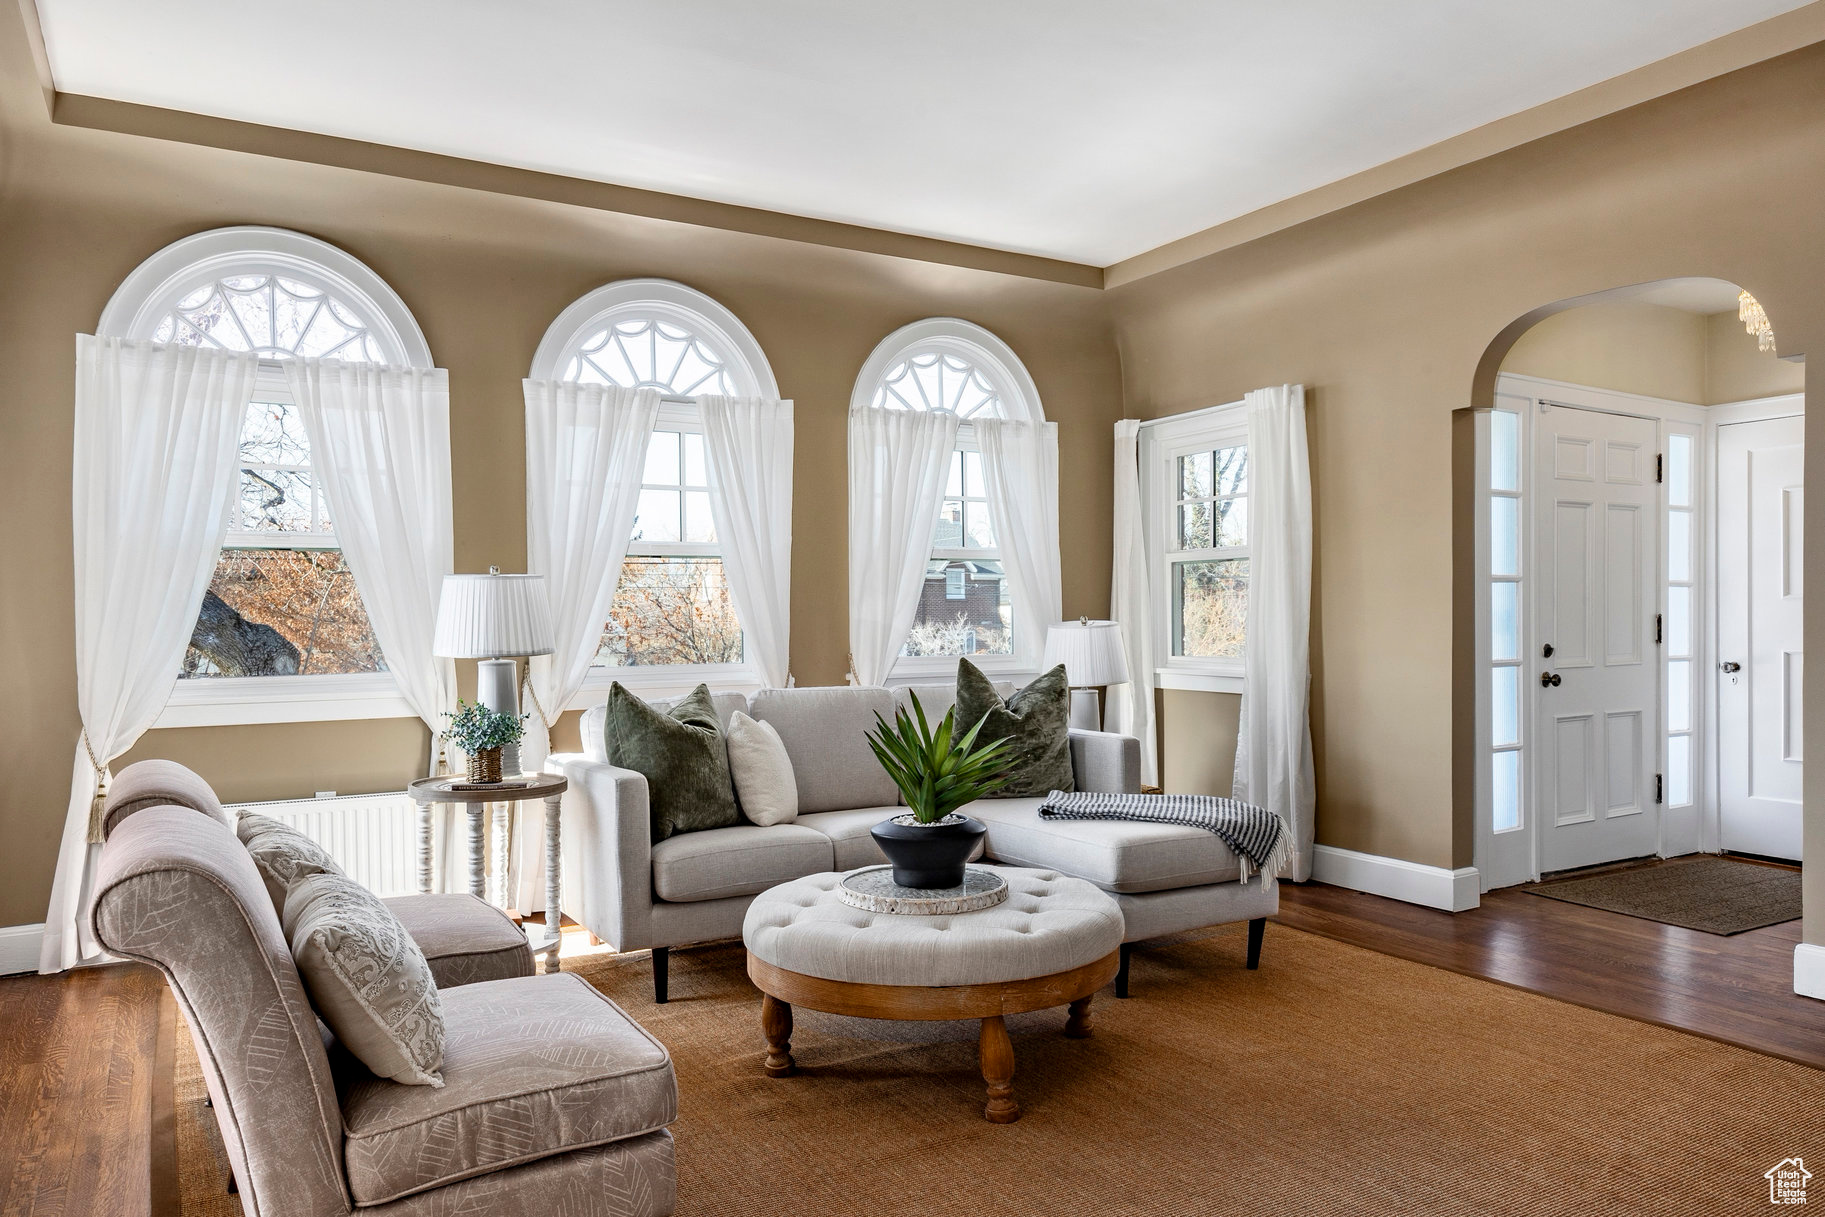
xmin=1667 ymin=660 xmax=1692 ymax=733
xmin=644 ymin=431 xmax=680 ymax=486
xmin=1179 ymin=451 xmax=1212 ymax=499
xmin=1667 ymin=734 xmax=1692 ymax=807
xmin=934 ymin=500 xmax=964 ymax=547
xmin=1213 ymin=445 xmax=1247 ymax=496
xmin=1492 ymin=666 xmax=1520 ymax=748
xmin=1213 ymin=497 xmax=1247 ymax=548
xmin=1667 ymin=434 xmax=1693 ymax=509
xmin=1173 ymin=558 xmax=1248 ymax=658
xmin=183 ymin=548 xmax=384 ymax=677
xmin=946 ymin=451 xmax=963 ymax=497
xmin=963 ymin=500 xmax=995 ymax=549
xmin=1178 ymin=502 xmax=1211 ymax=549
xmin=595 ymin=556 xmax=742 ymax=666
xmin=1493 ymin=749 xmax=1521 ymax=832
xmin=683 ymin=432 xmax=708 ymax=487
xmin=962 ymin=450 xmax=983 ymax=499
xmin=633 ymin=489 xmax=680 ymax=542
xmin=1668 ymin=509 xmax=1692 ymax=583
xmin=240 ymin=400 xmax=310 ymax=465
xmin=683 ymin=491 xmax=715 ymax=543
xmin=1491 ymin=581 xmax=1520 ymax=662
xmin=1491 ymin=496 xmax=1520 ymax=578
xmin=1491 ymin=410 xmax=1520 ymax=494
xmin=901 ymin=559 xmax=1011 ymax=657
xmin=239 ymin=468 xmax=314 ymax=532
xmin=1666 ymin=586 xmax=1692 ymax=657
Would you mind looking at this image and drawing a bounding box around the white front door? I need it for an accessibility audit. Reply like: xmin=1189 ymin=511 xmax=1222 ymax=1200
xmin=1533 ymin=405 xmax=1660 ymax=872
xmin=1717 ymin=413 xmax=1805 ymax=860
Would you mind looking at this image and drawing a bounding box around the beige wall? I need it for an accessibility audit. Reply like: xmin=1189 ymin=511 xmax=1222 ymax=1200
xmin=1109 ymin=45 xmax=1825 ymax=905
xmin=0 ymin=35 xmax=1120 ymax=926
xmin=1158 ymin=690 xmax=1240 ymax=796
xmin=1498 ymin=298 xmax=1804 ymax=404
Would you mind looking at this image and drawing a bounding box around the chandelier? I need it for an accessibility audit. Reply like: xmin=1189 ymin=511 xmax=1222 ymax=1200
xmin=1740 ymin=290 xmax=1776 ymax=354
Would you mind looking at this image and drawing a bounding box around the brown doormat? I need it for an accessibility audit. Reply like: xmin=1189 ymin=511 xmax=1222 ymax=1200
xmin=1524 ymin=856 xmax=1800 ymax=934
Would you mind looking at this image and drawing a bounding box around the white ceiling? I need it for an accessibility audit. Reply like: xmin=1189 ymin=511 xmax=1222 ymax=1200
xmin=1622 ymin=278 xmax=1748 ymax=315
xmin=33 ymin=0 xmax=1809 ymax=265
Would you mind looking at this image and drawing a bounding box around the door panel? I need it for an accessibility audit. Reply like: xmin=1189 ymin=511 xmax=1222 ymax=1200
xmin=1718 ymin=414 xmax=1804 ymax=859
xmin=1535 ymin=406 xmax=1659 ymax=872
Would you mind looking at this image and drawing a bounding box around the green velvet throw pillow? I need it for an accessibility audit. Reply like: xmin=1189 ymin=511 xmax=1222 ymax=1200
xmin=955 ymin=659 xmax=1075 ymax=798
xmin=604 ymin=683 xmax=739 ymax=842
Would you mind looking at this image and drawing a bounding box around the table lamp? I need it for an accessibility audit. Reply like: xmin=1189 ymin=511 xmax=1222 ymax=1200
xmin=1042 ymin=618 xmax=1130 ymax=731
xmin=433 ymin=568 xmax=554 ymax=773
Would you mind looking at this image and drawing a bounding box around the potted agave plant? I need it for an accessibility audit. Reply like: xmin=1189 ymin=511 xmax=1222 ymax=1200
xmin=444 ymin=700 xmax=527 ymax=785
xmin=865 ymin=691 xmax=1012 ymax=889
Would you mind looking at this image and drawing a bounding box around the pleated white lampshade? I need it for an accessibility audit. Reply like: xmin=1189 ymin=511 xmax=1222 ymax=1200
xmin=433 ymin=569 xmax=554 ymax=659
xmin=1042 ymin=619 xmax=1130 ymax=687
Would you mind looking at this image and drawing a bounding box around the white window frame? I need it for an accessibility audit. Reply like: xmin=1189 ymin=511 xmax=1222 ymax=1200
xmin=98 ymin=227 xmax=431 ymax=728
xmin=1139 ymin=401 xmax=1249 ymax=695
xmin=850 ymin=318 xmax=1047 ymax=684
xmin=532 ymin=281 xmax=777 ymax=705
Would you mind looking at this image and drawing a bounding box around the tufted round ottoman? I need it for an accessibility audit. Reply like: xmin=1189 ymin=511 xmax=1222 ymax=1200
xmin=742 ymin=866 xmax=1123 ymax=1123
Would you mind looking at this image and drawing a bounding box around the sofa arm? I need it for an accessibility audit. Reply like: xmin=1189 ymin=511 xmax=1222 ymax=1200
xmin=557 ymin=753 xmax=656 ymax=953
xmin=1068 ymin=729 xmax=1142 ymax=794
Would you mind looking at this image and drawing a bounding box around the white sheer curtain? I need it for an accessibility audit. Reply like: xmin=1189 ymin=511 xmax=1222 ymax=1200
xmin=700 ymin=396 xmax=795 ymax=689
xmin=285 ymin=358 xmax=456 ymax=765
xmin=847 ymin=406 xmax=959 ymax=686
xmin=42 ymin=337 xmax=258 ymax=972
xmin=1233 ymin=384 xmax=1316 ymax=881
xmin=974 ymin=418 xmax=1062 ymax=666
xmin=1106 ymin=419 xmax=1159 ymax=786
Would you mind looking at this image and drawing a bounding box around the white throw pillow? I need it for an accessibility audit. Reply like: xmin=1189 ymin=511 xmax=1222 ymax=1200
xmin=726 ymin=711 xmax=799 ymax=826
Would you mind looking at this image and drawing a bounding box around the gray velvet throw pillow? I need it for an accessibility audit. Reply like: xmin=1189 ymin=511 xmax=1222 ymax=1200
xmin=605 ymin=682 xmax=740 ymax=842
xmin=955 ymin=659 xmax=1075 ymax=798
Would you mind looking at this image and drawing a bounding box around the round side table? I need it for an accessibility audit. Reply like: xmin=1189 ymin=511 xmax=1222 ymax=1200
xmin=407 ymin=773 xmax=568 ymax=971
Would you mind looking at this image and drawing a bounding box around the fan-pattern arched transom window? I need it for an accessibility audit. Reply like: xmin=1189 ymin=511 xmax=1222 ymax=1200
xmin=100 ymin=227 xmax=432 ymax=714
xmin=533 ymin=279 xmax=777 ymax=679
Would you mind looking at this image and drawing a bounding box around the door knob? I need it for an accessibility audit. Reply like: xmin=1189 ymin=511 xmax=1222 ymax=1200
xmin=1721 ymin=661 xmax=1742 ymax=673
xmin=1540 ymin=671 xmax=1561 ymax=688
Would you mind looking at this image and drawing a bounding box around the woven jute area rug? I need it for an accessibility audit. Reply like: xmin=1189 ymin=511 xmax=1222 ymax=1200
xmin=1524 ymin=855 xmax=1801 ymax=934
xmin=175 ymin=923 xmax=1825 ymax=1216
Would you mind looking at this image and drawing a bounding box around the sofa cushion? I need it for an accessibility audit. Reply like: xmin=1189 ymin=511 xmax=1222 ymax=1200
xmin=605 ymin=683 xmax=739 ymax=842
xmin=580 ymin=691 xmax=748 ymax=763
xmin=726 ymin=711 xmax=799 ymax=826
xmin=284 ymin=871 xmax=446 ymax=1087
xmin=337 ymin=973 xmax=676 ymax=1206
xmin=100 ymin=759 xmax=230 ymax=839
xmin=382 ymin=894 xmax=534 ymax=989
xmin=967 ymin=797 xmax=1243 ymax=894
xmin=796 ymin=805 xmax=990 ymax=871
xmin=749 ymin=686 xmax=899 ymax=813
xmin=955 ymin=660 xmax=1075 ymax=798
xmin=650 ymin=824 xmax=833 ymax=902
xmin=237 ymin=812 xmax=345 ymax=918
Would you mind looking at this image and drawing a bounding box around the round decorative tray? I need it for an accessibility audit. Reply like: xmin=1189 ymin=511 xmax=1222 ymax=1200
xmin=837 ymin=866 xmax=1009 ymax=915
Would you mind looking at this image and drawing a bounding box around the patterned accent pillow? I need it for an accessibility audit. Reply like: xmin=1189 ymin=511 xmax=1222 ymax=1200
xmin=605 ymin=682 xmax=740 ymax=841
xmin=237 ymin=812 xmax=345 ymax=918
xmin=283 ymin=871 xmax=446 ymax=1087
xmin=955 ymin=658 xmax=1076 ymax=798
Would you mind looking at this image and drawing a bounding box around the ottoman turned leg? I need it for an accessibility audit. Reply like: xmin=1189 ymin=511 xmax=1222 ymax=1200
xmin=1065 ymin=994 xmax=1095 ymax=1038
xmin=762 ymin=994 xmax=796 ymax=1077
xmin=979 ymin=1015 xmax=1019 ymax=1123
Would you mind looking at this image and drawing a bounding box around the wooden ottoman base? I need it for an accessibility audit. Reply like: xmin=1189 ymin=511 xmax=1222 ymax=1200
xmin=747 ymin=950 xmax=1121 ymax=1123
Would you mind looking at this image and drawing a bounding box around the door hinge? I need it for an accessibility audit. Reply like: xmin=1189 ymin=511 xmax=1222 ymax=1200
xmin=1655 ymin=613 xmax=1662 ymax=645
xmin=1656 ymin=453 xmax=1664 ymax=484
xmin=1655 ymin=773 xmax=1663 ymax=805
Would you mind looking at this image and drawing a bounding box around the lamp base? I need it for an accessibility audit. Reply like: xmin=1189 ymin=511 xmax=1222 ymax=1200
xmin=1068 ymin=687 xmax=1102 ymax=732
xmin=477 ymin=658 xmax=522 ymax=775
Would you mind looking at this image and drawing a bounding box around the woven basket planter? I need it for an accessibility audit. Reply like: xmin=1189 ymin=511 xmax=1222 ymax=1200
xmin=467 ymin=747 xmax=503 ymax=784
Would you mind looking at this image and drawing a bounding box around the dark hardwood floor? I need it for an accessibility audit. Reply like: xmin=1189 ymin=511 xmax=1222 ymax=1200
xmin=1275 ymin=877 xmax=1825 ymax=1069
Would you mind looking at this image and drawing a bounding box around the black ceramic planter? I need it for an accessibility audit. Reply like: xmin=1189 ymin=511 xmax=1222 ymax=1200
xmin=870 ymin=815 xmax=986 ymax=889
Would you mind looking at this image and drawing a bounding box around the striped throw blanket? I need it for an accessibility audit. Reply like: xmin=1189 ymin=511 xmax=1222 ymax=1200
xmin=1037 ymin=791 xmax=1289 ymax=886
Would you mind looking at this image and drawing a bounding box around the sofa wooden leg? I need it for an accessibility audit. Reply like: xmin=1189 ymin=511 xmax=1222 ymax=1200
xmin=1115 ymin=943 xmax=1132 ymax=998
xmin=1246 ymin=918 xmax=1265 ymax=970
xmin=652 ymin=947 xmax=670 ymax=1003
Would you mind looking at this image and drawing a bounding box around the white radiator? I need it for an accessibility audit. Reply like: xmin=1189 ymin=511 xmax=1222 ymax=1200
xmin=229 ymin=792 xmax=419 ymax=898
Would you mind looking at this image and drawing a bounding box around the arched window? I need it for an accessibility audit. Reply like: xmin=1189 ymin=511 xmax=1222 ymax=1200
xmin=533 ymin=280 xmax=777 ymax=685
xmin=100 ymin=226 xmax=430 ymax=725
xmin=851 ymin=318 xmax=1045 ymax=674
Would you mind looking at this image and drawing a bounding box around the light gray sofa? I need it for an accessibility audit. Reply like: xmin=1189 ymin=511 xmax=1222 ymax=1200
xmin=557 ymin=682 xmax=1278 ymax=1002
xmin=92 ymin=802 xmax=678 ymax=1216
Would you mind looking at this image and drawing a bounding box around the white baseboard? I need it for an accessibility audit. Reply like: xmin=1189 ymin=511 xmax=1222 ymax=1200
xmin=1311 ymin=845 xmax=1480 ymax=912
xmin=1794 ymin=943 xmax=1825 ymax=1001
xmin=0 ymin=924 xmax=44 ymax=976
